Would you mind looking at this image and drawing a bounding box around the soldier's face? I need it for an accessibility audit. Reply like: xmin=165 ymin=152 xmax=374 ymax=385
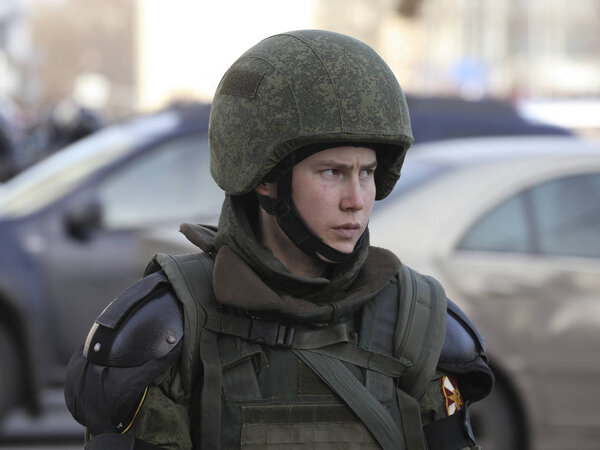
xmin=292 ymin=146 xmax=377 ymax=256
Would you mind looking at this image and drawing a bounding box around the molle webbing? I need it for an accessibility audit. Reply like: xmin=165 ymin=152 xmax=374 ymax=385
xmin=205 ymin=311 xmax=412 ymax=378
xmin=240 ymin=404 xmax=379 ymax=448
xmin=296 ymin=349 xmax=406 ymax=450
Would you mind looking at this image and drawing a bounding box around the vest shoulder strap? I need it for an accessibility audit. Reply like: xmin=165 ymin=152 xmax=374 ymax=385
xmin=145 ymin=252 xmax=216 ymax=395
xmin=360 ymin=264 xmax=447 ymax=398
xmin=144 ymin=251 xmax=220 ymax=450
xmin=393 ymin=264 xmax=447 ymax=398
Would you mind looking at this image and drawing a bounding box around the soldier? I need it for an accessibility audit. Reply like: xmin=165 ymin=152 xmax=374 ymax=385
xmin=65 ymin=30 xmax=494 ymax=449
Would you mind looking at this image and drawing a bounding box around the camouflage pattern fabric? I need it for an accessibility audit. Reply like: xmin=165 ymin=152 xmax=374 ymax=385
xmin=128 ymin=369 xmax=191 ymax=449
xmin=127 ymin=369 xmax=477 ymax=449
xmin=209 ymin=30 xmax=413 ymax=199
xmin=419 ymin=372 xmax=459 ymax=426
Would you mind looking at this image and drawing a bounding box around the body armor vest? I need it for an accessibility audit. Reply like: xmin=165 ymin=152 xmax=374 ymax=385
xmin=146 ymin=251 xmax=447 ymax=450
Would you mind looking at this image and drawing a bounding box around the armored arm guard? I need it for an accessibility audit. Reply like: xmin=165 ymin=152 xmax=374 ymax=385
xmin=64 ymin=271 xmax=184 ymax=439
xmin=422 ymin=300 xmax=495 ymax=450
xmin=439 ymin=299 xmax=495 ymax=403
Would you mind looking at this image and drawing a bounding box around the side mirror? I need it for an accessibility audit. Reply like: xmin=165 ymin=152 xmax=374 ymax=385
xmin=64 ymin=196 xmax=103 ymax=241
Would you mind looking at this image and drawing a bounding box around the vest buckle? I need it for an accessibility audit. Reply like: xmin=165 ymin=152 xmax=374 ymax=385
xmin=248 ymin=319 xmax=295 ymax=347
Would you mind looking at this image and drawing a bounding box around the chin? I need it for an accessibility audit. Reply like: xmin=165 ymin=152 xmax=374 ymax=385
xmin=329 ymin=242 xmax=357 ymax=255
xmin=315 ymin=242 xmax=355 ymax=263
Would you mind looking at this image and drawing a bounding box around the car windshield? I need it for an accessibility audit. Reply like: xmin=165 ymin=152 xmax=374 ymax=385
xmin=0 ymin=112 xmax=179 ymax=217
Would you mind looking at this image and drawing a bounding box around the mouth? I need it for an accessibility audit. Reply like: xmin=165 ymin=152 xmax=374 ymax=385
xmin=332 ymin=223 xmax=361 ymax=238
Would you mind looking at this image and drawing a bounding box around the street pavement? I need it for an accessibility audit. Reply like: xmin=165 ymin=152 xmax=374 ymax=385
xmin=0 ymin=388 xmax=83 ymax=449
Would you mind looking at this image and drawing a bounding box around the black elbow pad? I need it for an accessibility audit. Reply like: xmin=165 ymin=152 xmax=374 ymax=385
xmin=438 ymin=299 xmax=495 ymax=403
xmin=65 ymin=271 xmax=183 ymax=435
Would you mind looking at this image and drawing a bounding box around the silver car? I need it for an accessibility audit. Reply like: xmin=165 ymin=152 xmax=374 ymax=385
xmin=369 ymin=135 xmax=600 ymax=450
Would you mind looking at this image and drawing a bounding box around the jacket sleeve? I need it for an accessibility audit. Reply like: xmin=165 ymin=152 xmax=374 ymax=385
xmin=418 ymin=371 xmax=481 ymax=450
xmin=64 ymin=271 xmax=193 ymax=449
xmin=124 ymin=368 xmax=192 ymax=449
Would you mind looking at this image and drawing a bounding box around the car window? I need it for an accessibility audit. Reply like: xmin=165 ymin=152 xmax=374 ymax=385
xmin=379 ymin=160 xmax=449 ymax=209
xmin=458 ymin=193 xmax=530 ymax=253
xmin=0 ymin=112 xmax=179 ymax=218
xmin=530 ymin=173 xmax=600 ymax=259
xmin=97 ymin=132 xmax=223 ymax=229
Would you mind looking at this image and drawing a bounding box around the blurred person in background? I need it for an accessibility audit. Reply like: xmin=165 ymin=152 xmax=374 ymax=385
xmin=0 ymin=113 xmax=17 ymax=182
xmin=45 ymin=98 xmax=105 ymax=152
xmin=1 ymin=98 xmax=105 ymax=178
xmin=64 ymin=30 xmax=494 ymax=450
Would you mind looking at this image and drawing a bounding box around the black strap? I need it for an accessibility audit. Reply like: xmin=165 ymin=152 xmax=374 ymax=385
xmin=196 ymin=329 xmax=221 ymax=450
xmin=396 ymin=388 xmax=427 ymax=450
xmin=256 ymin=170 xmax=358 ymax=264
xmin=312 ymin=343 xmax=411 ymax=378
xmin=205 ymin=312 xmax=352 ymax=348
xmin=187 ymin=254 xmax=222 ymax=450
xmin=276 ymin=205 xmax=356 ymax=263
xmin=296 ymin=349 xmax=406 ymax=450
xmin=423 ymin=410 xmax=475 ymax=450
xmin=206 ymin=312 xmax=411 ymax=378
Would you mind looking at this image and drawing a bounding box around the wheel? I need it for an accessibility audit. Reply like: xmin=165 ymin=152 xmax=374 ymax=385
xmin=0 ymin=323 xmax=20 ymax=420
xmin=469 ymin=379 xmax=526 ymax=450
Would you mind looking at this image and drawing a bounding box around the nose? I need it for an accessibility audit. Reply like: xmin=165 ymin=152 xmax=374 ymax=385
xmin=340 ymin=177 xmax=365 ymax=211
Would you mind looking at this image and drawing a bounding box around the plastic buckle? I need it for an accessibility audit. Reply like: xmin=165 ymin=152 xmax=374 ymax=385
xmin=249 ymin=319 xmax=295 ymax=347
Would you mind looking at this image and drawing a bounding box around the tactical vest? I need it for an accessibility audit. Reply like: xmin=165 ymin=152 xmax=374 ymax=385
xmin=146 ymin=252 xmax=448 ymax=450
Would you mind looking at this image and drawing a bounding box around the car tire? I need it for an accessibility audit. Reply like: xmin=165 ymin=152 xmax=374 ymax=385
xmin=0 ymin=323 xmax=20 ymax=420
xmin=469 ymin=379 xmax=526 ymax=450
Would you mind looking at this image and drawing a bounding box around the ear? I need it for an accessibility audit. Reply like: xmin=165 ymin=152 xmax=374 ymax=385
xmin=255 ymin=181 xmax=278 ymax=199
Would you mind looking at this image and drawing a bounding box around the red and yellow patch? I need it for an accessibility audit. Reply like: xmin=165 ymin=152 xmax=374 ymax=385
xmin=441 ymin=375 xmax=463 ymax=416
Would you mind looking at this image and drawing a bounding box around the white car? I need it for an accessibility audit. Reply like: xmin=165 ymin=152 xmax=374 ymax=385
xmin=370 ymin=135 xmax=600 ymax=450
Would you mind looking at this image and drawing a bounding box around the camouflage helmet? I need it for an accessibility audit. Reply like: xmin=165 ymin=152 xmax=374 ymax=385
xmin=209 ymin=29 xmax=413 ymax=200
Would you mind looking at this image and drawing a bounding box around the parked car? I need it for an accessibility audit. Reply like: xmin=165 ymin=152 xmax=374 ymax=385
xmin=405 ymin=95 xmax=571 ymax=144
xmin=0 ymin=103 xmax=223 ymax=421
xmin=369 ymin=135 xmax=600 ymax=450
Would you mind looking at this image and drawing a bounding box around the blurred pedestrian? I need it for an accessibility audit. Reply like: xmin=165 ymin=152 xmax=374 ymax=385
xmin=0 ymin=115 xmax=17 ymax=182
xmin=65 ymin=30 xmax=494 ymax=449
xmin=45 ymin=99 xmax=104 ymax=152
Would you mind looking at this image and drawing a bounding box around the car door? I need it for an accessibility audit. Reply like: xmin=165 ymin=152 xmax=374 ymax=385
xmin=44 ymin=131 xmax=224 ymax=366
xmin=443 ymin=170 xmax=600 ymax=436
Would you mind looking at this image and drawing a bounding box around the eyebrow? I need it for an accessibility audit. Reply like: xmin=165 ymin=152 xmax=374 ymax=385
xmin=314 ymin=159 xmax=378 ymax=170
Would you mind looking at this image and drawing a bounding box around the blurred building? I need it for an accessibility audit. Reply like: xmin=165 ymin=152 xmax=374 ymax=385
xmin=28 ymin=0 xmax=135 ymax=119
xmin=1 ymin=0 xmax=600 ymax=121
xmin=0 ymin=0 xmax=35 ymax=115
xmin=314 ymin=0 xmax=600 ymax=99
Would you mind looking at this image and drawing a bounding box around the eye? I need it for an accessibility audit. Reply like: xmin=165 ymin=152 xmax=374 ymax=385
xmin=360 ymin=168 xmax=375 ymax=178
xmin=322 ymin=169 xmax=340 ymax=177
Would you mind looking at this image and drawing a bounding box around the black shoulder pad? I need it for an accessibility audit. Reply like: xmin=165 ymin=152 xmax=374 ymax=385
xmin=65 ymin=271 xmax=185 ymax=434
xmin=439 ymin=299 xmax=485 ymax=367
xmin=438 ymin=299 xmax=495 ymax=402
xmin=84 ymin=271 xmax=184 ymax=367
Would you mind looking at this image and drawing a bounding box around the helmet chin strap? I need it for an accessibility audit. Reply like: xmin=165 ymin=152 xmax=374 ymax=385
xmin=256 ymin=172 xmax=364 ymax=264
